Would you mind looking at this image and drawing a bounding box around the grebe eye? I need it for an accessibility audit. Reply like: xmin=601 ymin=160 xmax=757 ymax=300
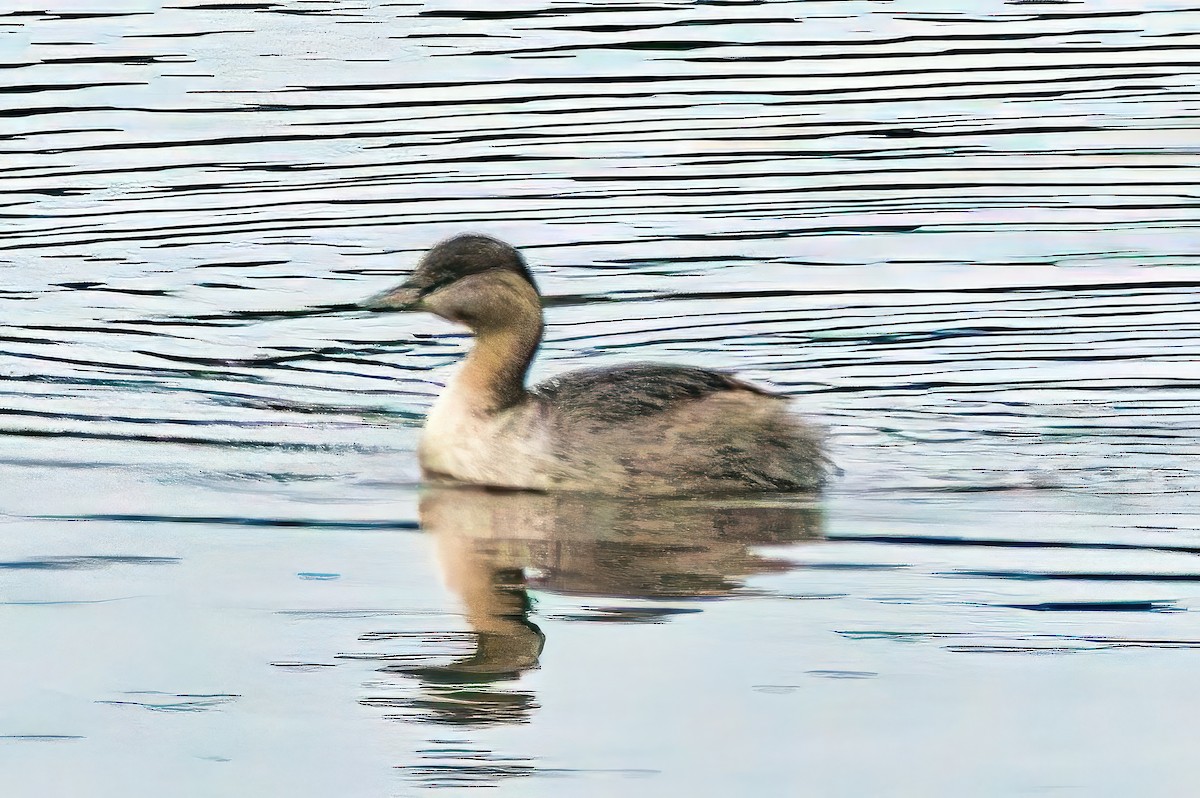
xmin=415 ymin=274 xmax=455 ymax=297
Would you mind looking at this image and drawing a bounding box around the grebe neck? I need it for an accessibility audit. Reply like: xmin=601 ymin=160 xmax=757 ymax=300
xmin=452 ymin=291 xmax=543 ymax=413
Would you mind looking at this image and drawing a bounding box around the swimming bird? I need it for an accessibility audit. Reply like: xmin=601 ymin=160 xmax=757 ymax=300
xmin=365 ymin=234 xmax=827 ymax=494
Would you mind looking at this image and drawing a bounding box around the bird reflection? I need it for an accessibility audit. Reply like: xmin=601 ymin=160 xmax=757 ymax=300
xmin=366 ymin=488 xmax=822 ymax=734
xmin=382 ymin=486 xmax=821 ymax=725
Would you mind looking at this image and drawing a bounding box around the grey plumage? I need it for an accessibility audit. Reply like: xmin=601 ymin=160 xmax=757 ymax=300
xmin=531 ymin=363 xmax=770 ymax=422
xmin=531 ymin=363 xmax=827 ymax=493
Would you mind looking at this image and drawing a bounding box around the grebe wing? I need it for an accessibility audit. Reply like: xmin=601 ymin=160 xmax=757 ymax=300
xmin=530 ymin=363 xmax=780 ymax=423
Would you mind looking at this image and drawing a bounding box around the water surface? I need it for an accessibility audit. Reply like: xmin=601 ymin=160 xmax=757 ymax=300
xmin=3 ymin=1 xmax=1200 ymax=795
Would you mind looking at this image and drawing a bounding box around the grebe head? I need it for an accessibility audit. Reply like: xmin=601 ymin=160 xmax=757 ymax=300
xmin=365 ymin=234 xmax=539 ymax=332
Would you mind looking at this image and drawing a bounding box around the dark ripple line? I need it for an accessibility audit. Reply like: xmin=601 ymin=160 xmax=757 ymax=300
xmin=131 ymin=346 xmax=427 ymax=372
xmin=548 ymin=17 xmax=803 ymax=33
xmin=39 ymin=54 xmax=192 ymax=66
xmin=0 ymin=347 xmax=212 ymax=377
xmin=831 ymin=533 xmax=1200 ymax=556
xmin=0 ymin=427 xmax=385 ymax=451
xmin=1001 ymin=601 xmax=1175 ymax=612
xmin=779 ymin=351 xmax=1200 ymax=377
xmin=0 ymin=82 xmax=146 ymax=94
xmin=454 ymin=26 xmax=1139 ymax=57
xmin=30 ymin=127 xmax=405 ymax=156
xmin=288 ymin=59 xmax=1200 ymax=94
xmin=586 ymin=279 xmax=1200 ymax=303
xmin=565 ymin=164 xmax=1197 ymax=187
xmin=123 ymin=28 xmax=255 ymax=39
xmin=0 ymin=407 xmax=374 ymax=428
xmin=0 ymin=105 xmax=242 ymax=119
xmin=795 ymin=378 xmax=1200 ymax=396
xmin=0 ymin=369 xmax=436 ymax=404
xmin=417 ymin=5 xmax=684 ymax=20
xmin=0 ymin=159 xmax=232 ymax=180
xmin=1021 ymin=7 xmax=1200 ymax=22
xmin=11 ymin=323 xmax=194 ymax=340
xmin=954 ymin=570 xmax=1200 ymax=582
xmin=34 ymin=513 xmax=420 ymax=530
xmin=8 ymin=10 xmax=151 ymax=19
xmin=0 ymin=555 xmax=178 ymax=570
xmin=671 ymin=41 xmax=1200 ymax=64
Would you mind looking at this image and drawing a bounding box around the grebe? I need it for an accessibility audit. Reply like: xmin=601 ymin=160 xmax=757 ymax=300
xmin=365 ymin=234 xmax=828 ymax=494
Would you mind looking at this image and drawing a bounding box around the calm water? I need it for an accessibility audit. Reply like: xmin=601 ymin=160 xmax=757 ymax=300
xmin=3 ymin=1 xmax=1200 ymax=795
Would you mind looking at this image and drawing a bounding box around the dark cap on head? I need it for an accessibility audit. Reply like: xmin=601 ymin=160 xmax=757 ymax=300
xmin=410 ymin=234 xmax=535 ymax=293
xmin=364 ymin=234 xmax=535 ymax=311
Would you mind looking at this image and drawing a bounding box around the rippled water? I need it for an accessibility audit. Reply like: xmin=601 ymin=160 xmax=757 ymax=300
xmin=3 ymin=1 xmax=1200 ymax=795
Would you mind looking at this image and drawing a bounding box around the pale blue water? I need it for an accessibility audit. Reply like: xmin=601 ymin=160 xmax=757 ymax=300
xmin=3 ymin=1 xmax=1200 ymax=795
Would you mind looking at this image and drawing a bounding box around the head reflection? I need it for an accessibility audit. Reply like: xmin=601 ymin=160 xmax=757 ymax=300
xmin=407 ymin=486 xmax=823 ymax=693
